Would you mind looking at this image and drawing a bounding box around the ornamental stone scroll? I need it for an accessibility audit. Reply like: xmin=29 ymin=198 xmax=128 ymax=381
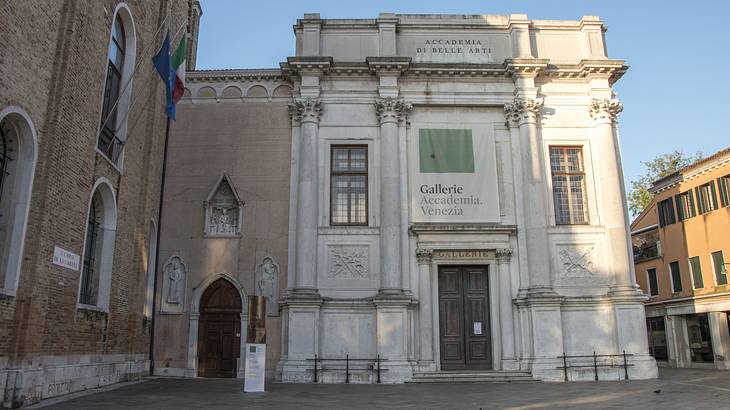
xmin=588 ymin=98 xmax=623 ymax=124
xmin=374 ymin=97 xmax=412 ymax=124
xmin=416 ymin=248 xmax=433 ymax=265
xmin=495 ymin=248 xmax=513 ymax=264
xmin=503 ymin=97 xmax=544 ymax=126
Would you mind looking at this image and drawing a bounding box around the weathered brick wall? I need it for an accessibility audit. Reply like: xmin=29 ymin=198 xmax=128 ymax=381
xmin=0 ymin=0 xmax=190 ymax=377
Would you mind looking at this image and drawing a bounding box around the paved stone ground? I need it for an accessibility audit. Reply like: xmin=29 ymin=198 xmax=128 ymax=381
xmin=32 ymin=368 xmax=730 ymax=410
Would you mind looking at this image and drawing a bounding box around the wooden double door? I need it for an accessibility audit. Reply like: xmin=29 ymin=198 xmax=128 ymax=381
xmin=438 ymin=265 xmax=491 ymax=370
xmin=198 ymin=279 xmax=242 ymax=378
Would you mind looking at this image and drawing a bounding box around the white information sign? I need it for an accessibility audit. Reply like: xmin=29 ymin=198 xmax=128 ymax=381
xmin=409 ymin=124 xmax=500 ymax=223
xmin=52 ymin=246 xmax=80 ymax=271
xmin=473 ymin=322 xmax=483 ymax=335
xmin=244 ymin=343 xmax=266 ymax=392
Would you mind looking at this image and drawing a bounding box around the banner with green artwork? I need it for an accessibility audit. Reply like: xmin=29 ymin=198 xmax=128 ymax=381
xmin=409 ymin=125 xmax=499 ymax=223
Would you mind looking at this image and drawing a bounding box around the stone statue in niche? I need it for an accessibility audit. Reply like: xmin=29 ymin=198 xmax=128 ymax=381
xmin=163 ymin=255 xmax=187 ymax=306
xmin=255 ymin=254 xmax=280 ymax=316
xmin=204 ymin=174 xmax=243 ymax=237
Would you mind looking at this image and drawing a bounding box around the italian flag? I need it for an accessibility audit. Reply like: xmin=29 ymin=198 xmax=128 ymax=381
xmin=171 ymin=36 xmax=187 ymax=104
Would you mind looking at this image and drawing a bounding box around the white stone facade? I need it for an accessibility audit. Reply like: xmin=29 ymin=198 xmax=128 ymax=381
xmin=277 ymin=13 xmax=657 ymax=383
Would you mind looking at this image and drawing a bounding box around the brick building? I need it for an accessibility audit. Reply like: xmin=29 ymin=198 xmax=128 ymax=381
xmin=0 ymin=1 xmax=194 ymax=407
xmin=632 ymin=148 xmax=730 ymax=370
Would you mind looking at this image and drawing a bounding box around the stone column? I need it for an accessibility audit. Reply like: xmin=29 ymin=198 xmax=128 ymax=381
xmin=496 ymin=248 xmax=517 ymax=369
xmin=589 ymin=99 xmax=635 ymax=292
xmin=375 ymin=97 xmax=412 ymax=294
xmin=708 ymin=312 xmax=730 ymax=369
xmin=290 ymin=98 xmax=322 ymax=293
xmin=416 ymin=248 xmax=434 ymax=368
xmin=504 ymin=98 xmax=552 ymax=294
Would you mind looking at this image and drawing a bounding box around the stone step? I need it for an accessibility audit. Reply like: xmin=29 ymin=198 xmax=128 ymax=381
xmin=409 ymin=371 xmax=537 ymax=384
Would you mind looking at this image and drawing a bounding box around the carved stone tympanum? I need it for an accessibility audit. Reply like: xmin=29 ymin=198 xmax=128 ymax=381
xmin=204 ymin=174 xmax=244 ymax=237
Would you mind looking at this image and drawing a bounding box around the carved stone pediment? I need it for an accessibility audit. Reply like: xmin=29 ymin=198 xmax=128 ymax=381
xmin=204 ymin=174 xmax=244 ymax=238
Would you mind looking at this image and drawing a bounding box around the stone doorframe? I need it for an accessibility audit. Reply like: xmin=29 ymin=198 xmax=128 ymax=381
xmin=416 ymin=247 xmax=518 ymax=372
xmin=188 ymin=273 xmax=249 ymax=378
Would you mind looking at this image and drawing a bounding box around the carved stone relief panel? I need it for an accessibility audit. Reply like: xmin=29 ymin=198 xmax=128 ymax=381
xmin=557 ymin=245 xmax=595 ymax=278
xmin=255 ymin=253 xmax=280 ymax=316
xmin=161 ymin=255 xmax=188 ymax=314
xmin=327 ymin=245 xmax=371 ymax=279
xmin=204 ymin=174 xmax=244 ymax=237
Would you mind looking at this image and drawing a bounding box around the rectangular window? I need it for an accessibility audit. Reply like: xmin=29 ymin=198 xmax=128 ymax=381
xmin=675 ymin=191 xmax=696 ymax=221
xmin=695 ymin=181 xmax=718 ymax=214
xmin=712 ymin=251 xmax=727 ymax=286
xmin=647 ymin=268 xmax=659 ymax=296
xmin=718 ymin=174 xmax=730 ymax=207
xmin=688 ymin=256 xmax=704 ymax=289
xmin=550 ymin=146 xmax=589 ymax=225
xmin=330 ymin=146 xmax=368 ymax=226
xmin=657 ymin=198 xmax=676 ymax=227
xmin=646 ymin=317 xmax=668 ymax=361
xmin=669 ymin=261 xmax=682 ymax=293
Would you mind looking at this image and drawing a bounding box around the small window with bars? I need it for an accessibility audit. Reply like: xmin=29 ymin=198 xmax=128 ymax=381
xmin=549 ymin=146 xmax=589 ymax=225
xmin=330 ymin=146 xmax=368 ymax=226
xmin=718 ymin=174 xmax=730 ymax=208
xmin=695 ymin=181 xmax=717 ymax=214
xmin=658 ymin=198 xmax=676 ymax=227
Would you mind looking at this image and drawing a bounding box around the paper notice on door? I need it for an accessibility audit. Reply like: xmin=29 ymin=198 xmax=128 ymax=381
xmin=473 ymin=322 xmax=482 ymax=335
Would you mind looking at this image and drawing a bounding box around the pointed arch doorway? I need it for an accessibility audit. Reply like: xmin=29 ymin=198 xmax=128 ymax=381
xmin=197 ymin=278 xmax=242 ymax=378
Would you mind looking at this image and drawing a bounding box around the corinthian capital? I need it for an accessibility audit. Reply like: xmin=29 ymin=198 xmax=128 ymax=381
xmin=589 ymin=98 xmax=623 ymax=124
xmin=416 ymin=248 xmax=433 ymax=265
xmin=290 ymin=97 xmax=322 ymax=124
xmin=495 ymin=248 xmax=513 ymax=263
xmin=375 ymin=97 xmax=412 ymax=125
xmin=503 ymin=97 xmax=544 ymax=126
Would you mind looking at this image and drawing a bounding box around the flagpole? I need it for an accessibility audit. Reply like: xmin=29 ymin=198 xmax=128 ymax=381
xmin=149 ymin=115 xmax=172 ymax=376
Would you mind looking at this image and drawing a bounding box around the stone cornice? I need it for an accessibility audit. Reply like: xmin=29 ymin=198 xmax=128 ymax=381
xmin=504 ymin=58 xmax=550 ymax=77
xmin=406 ymin=63 xmax=509 ymax=78
xmin=374 ymin=97 xmax=412 ymax=124
xmin=410 ymin=223 xmax=517 ymax=234
xmin=589 ymin=98 xmax=623 ymax=123
xmin=366 ymin=57 xmax=411 ymax=75
xmin=541 ymin=60 xmax=628 ymax=85
xmin=187 ymin=69 xmax=285 ymax=83
xmin=650 ymin=149 xmax=730 ymax=194
xmin=282 ymin=56 xmax=334 ymax=77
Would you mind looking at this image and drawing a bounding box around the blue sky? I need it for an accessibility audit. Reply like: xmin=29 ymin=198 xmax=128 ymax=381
xmin=196 ymin=0 xmax=730 ymax=186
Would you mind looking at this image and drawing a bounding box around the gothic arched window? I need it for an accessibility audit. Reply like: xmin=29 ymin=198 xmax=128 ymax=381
xmin=97 ymin=7 xmax=136 ymax=165
xmin=78 ymin=180 xmax=117 ymax=310
xmin=0 ymin=108 xmax=37 ymax=295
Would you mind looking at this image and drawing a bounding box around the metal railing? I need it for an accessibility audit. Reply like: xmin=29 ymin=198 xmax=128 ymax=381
xmin=306 ymin=354 xmax=387 ymax=384
xmin=557 ymin=351 xmax=634 ymax=381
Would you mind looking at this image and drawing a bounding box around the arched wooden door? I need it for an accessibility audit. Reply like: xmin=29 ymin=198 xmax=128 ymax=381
xmin=197 ymin=279 xmax=242 ymax=378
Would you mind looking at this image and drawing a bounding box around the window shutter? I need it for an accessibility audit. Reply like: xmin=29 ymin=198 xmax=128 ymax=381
xmin=675 ymin=194 xmax=684 ymax=221
xmin=709 ymin=181 xmax=718 ymax=210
